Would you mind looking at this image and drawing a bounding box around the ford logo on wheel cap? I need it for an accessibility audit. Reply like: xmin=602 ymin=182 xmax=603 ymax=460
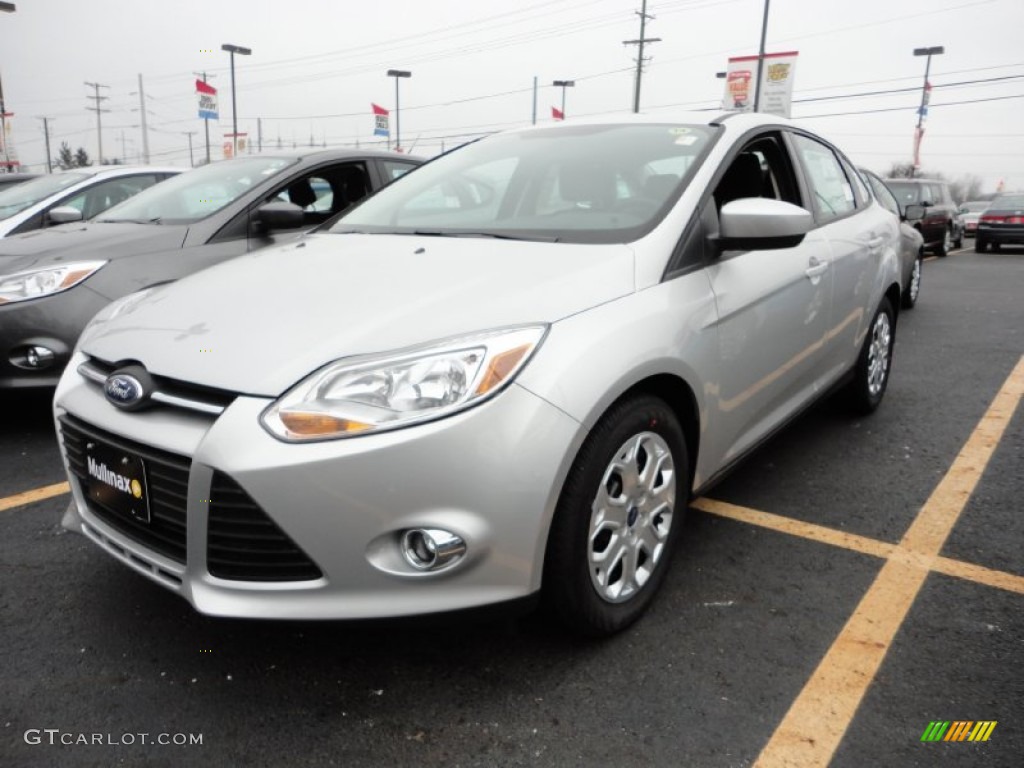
xmin=104 ymin=365 xmax=154 ymax=411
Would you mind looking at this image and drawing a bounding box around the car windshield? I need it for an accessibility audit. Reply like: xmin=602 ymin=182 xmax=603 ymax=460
xmin=99 ymin=156 xmax=296 ymax=224
xmin=332 ymin=123 xmax=716 ymax=244
xmin=0 ymin=172 xmax=92 ymax=220
xmin=991 ymin=194 xmax=1024 ymax=209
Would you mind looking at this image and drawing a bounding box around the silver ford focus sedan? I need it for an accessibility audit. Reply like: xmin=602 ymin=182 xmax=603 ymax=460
xmin=54 ymin=112 xmax=902 ymax=636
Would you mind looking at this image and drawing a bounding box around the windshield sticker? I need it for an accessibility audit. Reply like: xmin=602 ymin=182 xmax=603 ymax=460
xmin=674 ymin=135 xmax=698 ymax=146
xmin=669 ymin=127 xmax=692 ymax=135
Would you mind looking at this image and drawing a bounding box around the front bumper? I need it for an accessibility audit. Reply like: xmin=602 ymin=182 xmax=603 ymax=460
xmin=0 ymin=285 xmax=110 ymax=388
xmin=54 ymin=352 xmax=582 ymax=619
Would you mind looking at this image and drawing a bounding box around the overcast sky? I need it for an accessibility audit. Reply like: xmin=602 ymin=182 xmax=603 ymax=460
xmin=2 ymin=0 xmax=1022 ymax=192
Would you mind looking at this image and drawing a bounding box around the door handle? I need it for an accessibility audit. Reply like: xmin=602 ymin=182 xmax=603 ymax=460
xmin=805 ymin=255 xmax=829 ymax=279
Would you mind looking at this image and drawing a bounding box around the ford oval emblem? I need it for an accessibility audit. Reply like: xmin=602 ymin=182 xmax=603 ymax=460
xmin=104 ymin=374 xmax=145 ymax=409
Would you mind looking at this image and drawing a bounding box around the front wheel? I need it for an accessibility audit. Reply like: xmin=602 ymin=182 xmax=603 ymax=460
xmin=901 ymin=253 xmax=922 ymax=309
xmin=543 ymin=395 xmax=688 ymax=637
xmin=845 ymin=296 xmax=895 ymax=415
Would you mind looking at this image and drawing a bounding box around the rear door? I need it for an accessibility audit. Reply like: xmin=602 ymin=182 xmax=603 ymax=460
xmin=789 ymin=132 xmax=896 ymax=375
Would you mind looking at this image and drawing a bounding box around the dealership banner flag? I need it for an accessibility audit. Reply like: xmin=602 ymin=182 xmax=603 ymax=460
xmin=552 ymin=106 xmax=564 ymax=121
xmin=196 ymin=79 xmax=218 ymax=120
xmin=372 ymin=103 xmax=390 ymax=137
xmin=722 ymin=51 xmax=799 ymax=118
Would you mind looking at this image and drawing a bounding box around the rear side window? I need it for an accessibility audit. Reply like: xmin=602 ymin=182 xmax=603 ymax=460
xmin=58 ymin=174 xmax=160 ymax=220
xmin=791 ymin=134 xmax=856 ymax=221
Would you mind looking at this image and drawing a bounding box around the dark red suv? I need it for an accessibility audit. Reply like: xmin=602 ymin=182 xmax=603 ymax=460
xmin=885 ymin=178 xmax=963 ymax=256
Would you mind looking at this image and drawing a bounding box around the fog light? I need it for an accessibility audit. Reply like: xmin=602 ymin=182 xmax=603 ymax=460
xmin=400 ymin=528 xmax=466 ymax=571
xmin=26 ymin=346 xmax=56 ymax=368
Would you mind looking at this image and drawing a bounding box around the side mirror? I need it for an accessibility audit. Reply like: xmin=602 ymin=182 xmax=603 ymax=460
xmin=47 ymin=206 xmax=84 ymax=224
xmin=904 ymin=204 xmax=925 ymax=221
xmin=714 ymin=198 xmax=813 ymax=251
xmin=254 ymin=200 xmax=305 ymax=230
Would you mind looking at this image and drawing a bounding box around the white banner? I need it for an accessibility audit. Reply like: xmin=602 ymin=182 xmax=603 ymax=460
xmin=722 ymin=51 xmax=798 ymax=118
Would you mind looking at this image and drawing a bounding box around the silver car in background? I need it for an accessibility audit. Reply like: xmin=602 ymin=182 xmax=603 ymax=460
xmin=860 ymin=168 xmax=925 ymax=309
xmin=54 ymin=112 xmax=901 ymax=636
xmin=0 ymin=165 xmax=180 ymax=237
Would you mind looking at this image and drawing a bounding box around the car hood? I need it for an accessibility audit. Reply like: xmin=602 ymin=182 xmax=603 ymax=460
xmin=0 ymin=222 xmax=187 ymax=274
xmin=81 ymin=233 xmax=636 ymax=396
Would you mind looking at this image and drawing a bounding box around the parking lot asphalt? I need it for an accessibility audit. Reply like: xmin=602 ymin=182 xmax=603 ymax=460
xmin=1 ymin=245 xmax=1021 ymax=768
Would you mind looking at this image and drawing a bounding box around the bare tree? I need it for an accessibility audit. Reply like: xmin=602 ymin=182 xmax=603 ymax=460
xmin=884 ymin=163 xmax=945 ymax=180
xmin=948 ymin=175 xmax=983 ymax=204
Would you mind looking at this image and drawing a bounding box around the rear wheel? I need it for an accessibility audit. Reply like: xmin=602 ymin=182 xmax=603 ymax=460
xmin=543 ymin=395 xmax=688 ymax=637
xmin=975 ymin=238 xmax=987 ymax=253
xmin=991 ymin=242 xmax=1002 ymax=253
xmin=901 ymin=253 xmax=922 ymax=309
xmin=845 ymin=296 xmax=895 ymax=415
xmin=953 ymin=226 xmax=963 ymax=249
xmin=935 ymin=227 xmax=952 ymax=257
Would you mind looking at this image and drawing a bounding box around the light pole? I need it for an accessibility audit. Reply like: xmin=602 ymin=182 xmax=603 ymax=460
xmin=912 ymin=46 xmax=943 ymax=176
xmin=386 ymin=69 xmax=411 ymax=152
xmin=552 ymin=80 xmax=575 ymax=119
xmin=753 ymin=0 xmax=771 ymax=112
xmin=221 ymin=43 xmax=251 ymax=157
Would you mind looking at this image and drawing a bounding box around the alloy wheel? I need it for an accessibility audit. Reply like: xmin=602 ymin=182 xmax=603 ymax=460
xmin=587 ymin=431 xmax=676 ymax=603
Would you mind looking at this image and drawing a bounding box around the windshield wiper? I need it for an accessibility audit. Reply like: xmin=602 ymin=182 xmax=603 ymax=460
xmin=95 ymin=217 xmax=162 ymax=225
xmin=412 ymin=229 xmax=560 ymax=243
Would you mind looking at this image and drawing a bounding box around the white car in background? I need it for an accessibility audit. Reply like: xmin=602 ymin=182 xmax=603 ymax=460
xmin=0 ymin=166 xmax=181 ymax=238
xmin=958 ymin=200 xmax=989 ymax=238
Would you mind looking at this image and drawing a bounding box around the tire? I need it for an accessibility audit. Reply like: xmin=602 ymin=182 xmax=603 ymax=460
xmin=901 ymin=253 xmax=922 ymax=310
xmin=991 ymin=242 xmax=1002 ymax=253
xmin=935 ymin=227 xmax=952 ymax=257
xmin=543 ymin=395 xmax=688 ymax=637
xmin=975 ymin=238 xmax=987 ymax=253
xmin=845 ymin=296 xmax=895 ymax=415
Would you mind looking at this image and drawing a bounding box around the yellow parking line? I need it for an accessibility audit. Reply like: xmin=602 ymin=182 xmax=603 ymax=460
xmin=692 ymin=498 xmax=895 ymax=560
xmin=0 ymin=481 xmax=70 ymax=513
xmin=752 ymin=355 xmax=1024 ymax=768
xmin=932 ymin=556 xmax=1024 ymax=596
xmin=693 ymin=498 xmax=1024 ymax=596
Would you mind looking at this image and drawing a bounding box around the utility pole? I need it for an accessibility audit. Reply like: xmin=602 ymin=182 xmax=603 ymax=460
xmin=193 ymin=71 xmax=214 ymax=164
xmin=37 ymin=116 xmax=53 ymax=172
xmin=136 ymin=73 xmax=150 ymax=163
xmin=118 ymin=130 xmax=127 ymax=163
xmin=257 ymin=117 xmax=262 ymax=152
xmin=623 ymin=0 xmax=661 ymax=113
xmin=84 ymin=81 xmax=110 ymax=164
xmin=0 ymin=69 xmax=14 ymax=172
xmin=182 ymin=131 xmax=196 ymax=167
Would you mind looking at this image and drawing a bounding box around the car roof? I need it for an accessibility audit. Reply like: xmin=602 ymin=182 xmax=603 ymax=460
xmin=243 ymin=148 xmax=425 ymax=164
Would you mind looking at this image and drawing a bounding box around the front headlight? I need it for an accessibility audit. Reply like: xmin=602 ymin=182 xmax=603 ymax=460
xmin=261 ymin=325 xmax=547 ymax=441
xmin=0 ymin=261 xmax=106 ymax=305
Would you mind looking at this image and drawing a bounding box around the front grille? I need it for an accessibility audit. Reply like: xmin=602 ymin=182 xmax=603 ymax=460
xmin=207 ymin=472 xmax=322 ymax=582
xmin=83 ymin=356 xmax=237 ymax=415
xmin=59 ymin=414 xmax=189 ymax=563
